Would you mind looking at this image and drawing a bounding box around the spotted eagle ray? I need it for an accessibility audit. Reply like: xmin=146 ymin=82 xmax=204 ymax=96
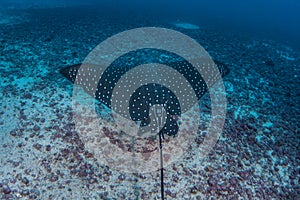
xmin=60 ymin=48 xmax=229 ymax=200
xmin=60 ymin=48 xmax=229 ymax=137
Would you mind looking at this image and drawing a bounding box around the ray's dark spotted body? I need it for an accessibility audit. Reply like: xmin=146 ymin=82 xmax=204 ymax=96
xmin=129 ymin=83 xmax=181 ymax=136
xmin=60 ymin=48 xmax=229 ymax=137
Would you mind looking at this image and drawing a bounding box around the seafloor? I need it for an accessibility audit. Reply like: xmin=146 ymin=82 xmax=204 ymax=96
xmin=0 ymin=6 xmax=299 ymax=200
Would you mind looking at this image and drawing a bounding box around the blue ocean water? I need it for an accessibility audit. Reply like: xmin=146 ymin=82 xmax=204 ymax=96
xmin=1 ymin=0 xmax=300 ymax=50
xmin=0 ymin=0 xmax=299 ymax=199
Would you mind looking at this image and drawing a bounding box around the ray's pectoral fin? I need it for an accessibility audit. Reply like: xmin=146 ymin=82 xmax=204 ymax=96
xmin=60 ymin=63 xmax=82 ymax=83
